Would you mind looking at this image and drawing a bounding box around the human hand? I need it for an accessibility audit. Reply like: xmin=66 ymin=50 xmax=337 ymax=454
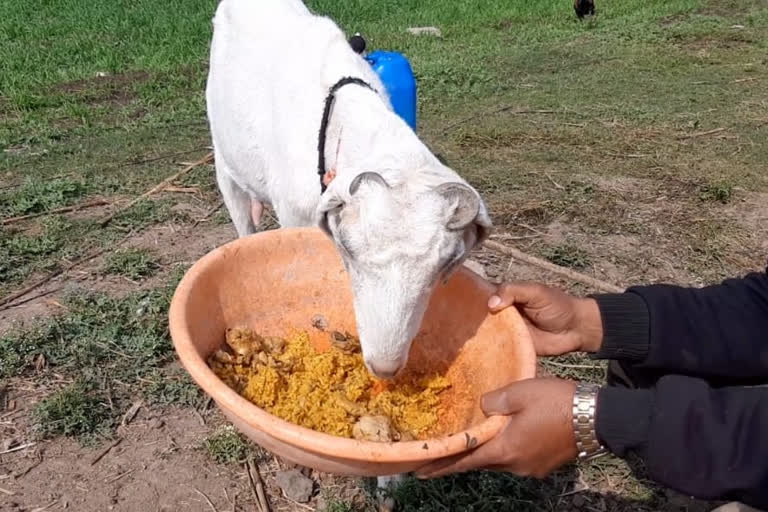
xmin=488 ymin=282 xmax=603 ymax=355
xmin=416 ymin=378 xmax=578 ymax=479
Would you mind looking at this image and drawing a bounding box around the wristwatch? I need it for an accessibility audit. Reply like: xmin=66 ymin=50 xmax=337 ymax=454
xmin=572 ymin=382 xmax=609 ymax=462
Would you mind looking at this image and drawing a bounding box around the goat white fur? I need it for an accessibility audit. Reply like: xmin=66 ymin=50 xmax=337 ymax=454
xmin=207 ymin=0 xmax=491 ymax=378
xmin=207 ymin=1 xmax=492 ymax=507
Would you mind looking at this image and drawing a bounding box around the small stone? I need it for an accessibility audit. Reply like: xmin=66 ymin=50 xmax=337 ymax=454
xmin=148 ymin=418 xmax=164 ymax=429
xmin=463 ymin=259 xmax=488 ymax=279
xmin=406 ymin=26 xmax=442 ymax=37
xmin=571 ymin=494 xmax=585 ymax=508
xmin=275 ymin=469 xmax=314 ymax=503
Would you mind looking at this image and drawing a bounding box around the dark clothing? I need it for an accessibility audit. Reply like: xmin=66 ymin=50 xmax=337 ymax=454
xmin=591 ymin=269 xmax=768 ymax=509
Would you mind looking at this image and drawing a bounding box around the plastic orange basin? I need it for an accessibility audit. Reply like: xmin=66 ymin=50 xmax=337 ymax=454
xmin=169 ymin=227 xmax=535 ymax=476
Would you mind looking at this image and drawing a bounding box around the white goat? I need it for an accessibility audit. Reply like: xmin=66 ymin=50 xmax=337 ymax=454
xmin=206 ymin=0 xmax=491 ymax=506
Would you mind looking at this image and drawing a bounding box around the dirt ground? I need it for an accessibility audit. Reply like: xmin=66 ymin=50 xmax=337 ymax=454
xmin=4 ymin=1 xmax=768 ymax=505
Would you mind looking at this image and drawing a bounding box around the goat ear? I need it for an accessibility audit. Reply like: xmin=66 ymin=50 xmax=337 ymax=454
xmin=349 ymin=172 xmax=389 ymax=196
xmin=473 ymin=203 xmax=492 ymax=245
xmin=317 ymin=190 xmax=344 ymax=236
xmin=436 ymin=182 xmax=481 ymax=231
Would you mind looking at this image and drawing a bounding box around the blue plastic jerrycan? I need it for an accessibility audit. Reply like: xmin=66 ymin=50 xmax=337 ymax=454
xmin=365 ymin=50 xmax=417 ymax=132
xmin=349 ymin=34 xmax=418 ymax=131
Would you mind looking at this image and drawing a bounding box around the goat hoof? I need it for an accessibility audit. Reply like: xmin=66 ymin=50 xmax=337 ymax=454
xmin=377 ymin=495 xmax=396 ymax=512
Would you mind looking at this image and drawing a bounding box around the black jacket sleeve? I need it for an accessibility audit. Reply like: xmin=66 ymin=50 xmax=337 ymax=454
xmin=593 ymin=269 xmax=768 ymax=379
xmin=596 ymin=377 xmax=768 ymax=509
xmin=589 ymin=267 xmax=768 ymax=507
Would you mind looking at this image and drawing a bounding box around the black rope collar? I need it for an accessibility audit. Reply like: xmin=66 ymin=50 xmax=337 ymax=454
xmin=317 ymin=77 xmax=376 ymax=194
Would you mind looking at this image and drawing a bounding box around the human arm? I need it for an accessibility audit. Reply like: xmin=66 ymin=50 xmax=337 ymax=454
xmin=598 ymin=375 xmax=768 ymax=508
xmin=593 ymin=270 xmax=768 ymax=379
xmin=416 ymin=375 xmax=768 ymax=509
xmin=489 ymin=270 xmax=768 ymax=379
xmin=416 ymin=279 xmax=768 ymax=508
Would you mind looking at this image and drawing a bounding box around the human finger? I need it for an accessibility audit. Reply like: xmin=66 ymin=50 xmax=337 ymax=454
xmin=488 ymin=281 xmax=551 ymax=312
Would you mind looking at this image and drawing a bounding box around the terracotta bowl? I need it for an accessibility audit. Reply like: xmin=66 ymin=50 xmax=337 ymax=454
xmin=169 ymin=227 xmax=535 ymax=476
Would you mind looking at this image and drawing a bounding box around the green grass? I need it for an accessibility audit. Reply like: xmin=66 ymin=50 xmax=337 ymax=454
xmin=0 ymin=288 xmax=171 ymax=379
xmin=142 ymin=368 xmax=205 ymax=409
xmin=33 ymin=380 xmax=112 ymax=440
xmin=543 ymin=244 xmax=592 ymax=270
xmin=699 ymin=181 xmax=734 ymax=203
xmin=203 ymin=425 xmax=251 ymax=464
xmin=0 ymin=217 xmax=83 ymax=291
xmin=105 ymin=247 xmax=159 ymax=280
xmin=0 ymin=177 xmax=87 ymax=217
xmin=0 ymin=268 xmax=204 ymax=440
xmin=3 ymin=0 xmax=768 ymax=508
xmin=0 ymin=198 xmax=188 ymax=298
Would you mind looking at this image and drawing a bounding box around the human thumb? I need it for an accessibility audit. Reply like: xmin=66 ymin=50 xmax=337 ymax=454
xmin=488 ymin=282 xmax=546 ymax=313
xmin=480 ymin=382 xmax=527 ymax=416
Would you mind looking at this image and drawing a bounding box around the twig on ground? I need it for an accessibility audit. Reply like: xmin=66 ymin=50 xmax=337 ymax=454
xmin=90 ymin=438 xmax=123 ymax=465
xmin=603 ymin=152 xmax=650 ymax=159
xmin=31 ymin=500 xmax=59 ymax=512
xmin=732 ymin=77 xmax=758 ymax=84
xmin=443 ymin=107 xmax=560 ymax=133
xmin=515 ymin=223 xmax=549 ymax=237
xmin=104 ymin=376 xmax=115 ymax=411
xmin=0 ymin=287 xmax=62 ymax=310
xmin=118 ymin=147 xmax=210 ymax=168
xmin=45 ymin=298 xmax=68 ymax=310
xmin=280 ymin=496 xmax=314 ymax=511
xmin=0 ymin=486 xmax=16 ymax=496
xmin=99 ymin=152 xmax=213 ymax=228
xmin=0 ymin=230 xmax=135 ymax=311
xmin=246 ymin=457 xmax=271 ymax=512
xmin=189 ymin=485 xmax=220 ymax=512
xmin=490 ymin=233 xmax=540 ymax=241
xmin=544 ymin=173 xmax=565 ymax=190
xmin=13 ymin=452 xmax=44 ymax=479
xmin=223 ymin=487 xmax=236 ymax=512
xmin=558 ymin=487 xmax=588 ymax=498
xmin=541 ymin=360 xmax=604 ymax=370
xmin=0 ymin=442 xmax=36 ymax=455
xmin=162 ymin=186 xmax=201 ymax=195
xmin=121 ymin=400 xmax=143 ymax=426
xmin=483 ymin=239 xmax=623 ymax=293
xmin=192 ymin=407 xmax=206 ymax=427
xmin=2 ymin=199 xmax=110 ymax=225
xmin=677 ymin=127 xmax=726 ymax=140
xmin=192 ymin=200 xmax=224 ymax=229
xmin=104 ymin=469 xmax=135 ymax=484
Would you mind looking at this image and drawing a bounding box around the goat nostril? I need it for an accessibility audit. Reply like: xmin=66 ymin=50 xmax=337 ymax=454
xmin=366 ymin=360 xmax=404 ymax=380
